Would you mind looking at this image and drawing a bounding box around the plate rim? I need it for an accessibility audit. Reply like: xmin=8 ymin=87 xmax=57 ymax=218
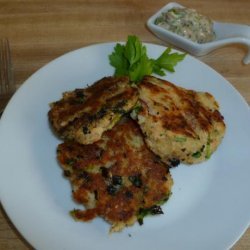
xmin=0 ymin=41 xmax=250 ymax=250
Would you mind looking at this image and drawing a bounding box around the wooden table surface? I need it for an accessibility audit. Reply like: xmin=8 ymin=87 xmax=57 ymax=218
xmin=0 ymin=0 xmax=249 ymax=249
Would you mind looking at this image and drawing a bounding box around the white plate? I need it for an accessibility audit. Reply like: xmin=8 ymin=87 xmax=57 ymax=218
xmin=0 ymin=43 xmax=250 ymax=250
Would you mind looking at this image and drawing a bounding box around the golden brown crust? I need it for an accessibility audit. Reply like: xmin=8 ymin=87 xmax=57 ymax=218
xmin=50 ymin=74 xmax=226 ymax=233
xmin=57 ymin=118 xmax=173 ymax=232
xmin=48 ymin=76 xmax=138 ymax=144
xmin=133 ymin=75 xmax=226 ymax=165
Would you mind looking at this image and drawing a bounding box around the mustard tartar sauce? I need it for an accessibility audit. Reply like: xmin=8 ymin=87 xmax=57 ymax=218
xmin=155 ymin=7 xmax=215 ymax=43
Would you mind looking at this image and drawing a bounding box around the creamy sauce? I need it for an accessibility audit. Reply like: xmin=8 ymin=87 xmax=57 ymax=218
xmin=155 ymin=7 xmax=215 ymax=43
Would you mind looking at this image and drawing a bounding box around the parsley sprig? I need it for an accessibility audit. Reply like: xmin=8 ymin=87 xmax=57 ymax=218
xmin=109 ymin=35 xmax=186 ymax=83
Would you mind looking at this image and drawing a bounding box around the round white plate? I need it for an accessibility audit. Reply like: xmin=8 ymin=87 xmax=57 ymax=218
xmin=0 ymin=43 xmax=249 ymax=250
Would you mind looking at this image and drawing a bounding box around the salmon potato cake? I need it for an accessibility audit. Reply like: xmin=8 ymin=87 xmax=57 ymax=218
xmin=132 ymin=76 xmax=226 ymax=165
xmin=57 ymin=118 xmax=173 ymax=232
xmin=49 ymin=75 xmax=225 ymax=232
xmin=49 ymin=76 xmax=138 ymax=144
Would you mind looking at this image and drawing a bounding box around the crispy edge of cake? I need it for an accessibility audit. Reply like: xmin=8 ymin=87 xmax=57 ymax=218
xmin=57 ymin=118 xmax=173 ymax=232
xmin=132 ymin=75 xmax=226 ymax=165
xmin=48 ymin=76 xmax=130 ymax=133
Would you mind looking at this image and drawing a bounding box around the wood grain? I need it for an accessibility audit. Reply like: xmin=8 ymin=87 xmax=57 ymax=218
xmin=0 ymin=0 xmax=249 ymax=249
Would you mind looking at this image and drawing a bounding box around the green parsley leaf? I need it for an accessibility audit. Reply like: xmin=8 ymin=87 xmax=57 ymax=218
xmin=192 ymin=151 xmax=202 ymax=158
xmin=129 ymin=54 xmax=153 ymax=82
xmin=124 ymin=35 xmax=147 ymax=66
xmin=137 ymin=205 xmax=164 ymax=225
xmin=109 ymin=35 xmax=186 ymax=83
xmin=153 ymin=47 xmax=186 ymax=73
xmin=109 ymin=43 xmax=129 ymax=76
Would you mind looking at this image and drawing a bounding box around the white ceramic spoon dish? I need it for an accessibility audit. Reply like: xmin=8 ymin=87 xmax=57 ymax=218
xmin=147 ymin=2 xmax=250 ymax=64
